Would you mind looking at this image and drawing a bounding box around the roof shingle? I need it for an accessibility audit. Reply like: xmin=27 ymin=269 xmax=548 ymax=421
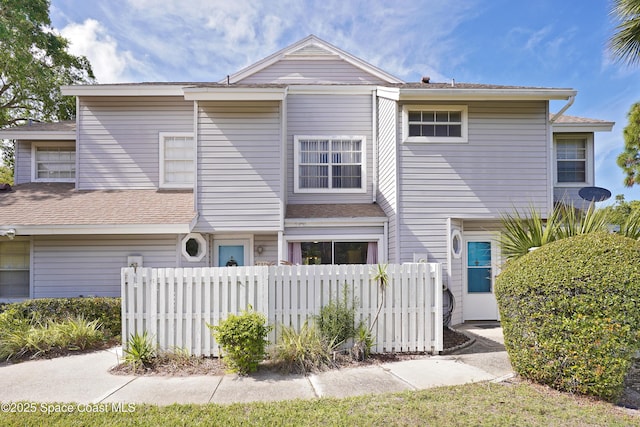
xmin=0 ymin=183 xmax=195 ymax=228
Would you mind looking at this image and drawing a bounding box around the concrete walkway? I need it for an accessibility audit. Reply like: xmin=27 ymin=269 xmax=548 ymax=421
xmin=0 ymin=323 xmax=512 ymax=406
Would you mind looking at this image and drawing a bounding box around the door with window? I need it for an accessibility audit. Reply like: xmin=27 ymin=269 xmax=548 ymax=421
xmin=214 ymin=239 xmax=250 ymax=267
xmin=463 ymin=234 xmax=500 ymax=321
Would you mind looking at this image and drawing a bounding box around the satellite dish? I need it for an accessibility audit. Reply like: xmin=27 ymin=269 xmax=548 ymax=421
xmin=578 ymin=186 xmax=611 ymax=202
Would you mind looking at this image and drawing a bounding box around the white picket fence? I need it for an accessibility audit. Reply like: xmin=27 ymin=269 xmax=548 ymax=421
xmin=121 ymin=263 xmax=442 ymax=356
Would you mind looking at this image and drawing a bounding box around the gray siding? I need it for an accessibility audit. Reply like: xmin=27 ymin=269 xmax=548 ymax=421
xmin=254 ymin=234 xmax=278 ymax=265
xmin=14 ymin=141 xmax=32 ymax=184
xmin=449 ymin=219 xmax=464 ymax=326
xmin=239 ymin=59 xmax=388 ymax=85
xmin=287 ymin=93 xmax=374 ymax=204
xmin=285 ymin=226 xmax=384 ymax=237
xmin=376 ymin=97 xmax=398 ymax=263
xmin=195 ymin=101 xmax=282 ymax=232
xmin=398 ymin=101 xmax=550 ymax=264
xmin=554 ymin=187 xmax=589 ymax=207
xmin=32 ymin=235 xmax=178 ymax=297
xmin=77 ymin=96 xmax=193 ymax=189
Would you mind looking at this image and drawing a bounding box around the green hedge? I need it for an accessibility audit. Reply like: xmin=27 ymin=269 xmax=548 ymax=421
xmin=495 ymin=232 xmax=640 ymax=401
xmin=0 ymin=297 xmax=121 ymax=338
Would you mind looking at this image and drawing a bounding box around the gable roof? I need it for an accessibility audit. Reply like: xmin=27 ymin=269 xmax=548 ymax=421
xmin=222 ymin=35 xmax=404 ymax=85
xmin=0 ymin=183 xmax=196 ymax=235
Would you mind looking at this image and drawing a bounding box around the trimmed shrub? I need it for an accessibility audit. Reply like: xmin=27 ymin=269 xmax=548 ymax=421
xmin=209 ymin=308 xmax=272 ymax=375
xmin=496 ymin=232 xmax=640 ymax=401
xmin=0 ymin=297 xmax=121 ymax=338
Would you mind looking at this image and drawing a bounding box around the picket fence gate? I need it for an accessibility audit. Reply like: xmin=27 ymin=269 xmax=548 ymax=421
xmin=121 ymin=263 xmax=442 ymax=356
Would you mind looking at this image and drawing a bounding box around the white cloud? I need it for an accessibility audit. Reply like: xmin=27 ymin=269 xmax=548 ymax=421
xmin=92 ymin=0 xmax=479 ymax=82
xmin=59 ymin=19 xmax=143 ymax=83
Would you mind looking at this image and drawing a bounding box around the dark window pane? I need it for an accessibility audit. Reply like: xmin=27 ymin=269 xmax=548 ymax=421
xmin=185 ymin=238 xmax=200 ymax=257
xmin=435 ymin=125 xmax=448 ymax=136
xmin=435 ymin=111 xmax=448 ymax=122
xmin=557 ymin=161 xmax=586 ymax=182
xmin=409 ymin=124 xmax=421 ymax=136
xmin=449 ymin=111 xmax=462 ymax=122
xmin=422 ymin=124 xmax=435 ymax=136
xmin=334 ymin=242 xmax=367 ymax=264
xmin=408 ymin=111 xmax=421 ymax=122
xmin=301 ymin=242 xmax=332 ymax=264
xmin=449 ymin=125 xmax=462 ymax=137
xmin=333 ymin=165 xmax=361 ymax=188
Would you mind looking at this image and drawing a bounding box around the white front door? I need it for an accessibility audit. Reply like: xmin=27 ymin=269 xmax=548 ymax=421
xmin=463 ymin=233 xmax=500 ymax=321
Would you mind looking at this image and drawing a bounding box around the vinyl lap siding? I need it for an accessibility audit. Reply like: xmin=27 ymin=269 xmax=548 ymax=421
xmin=376 ymin=97 xmax=398 ymax=263
xmin=77 ymin=96 xmax=193 ymax=189
xmin=287 ymin=93 xmax=374 ymax=204
xmin=32 ymin=235 xmax=178 ymax=297
xmin=238 ymin=59 xmax=388 ymax=85
xmin=14 ymin=141 xmax=32 ymax=184
xmin=398 ymin=101 xmax=549 ymax=263
xmin=196 ymin=101 xmax=282 ymax=232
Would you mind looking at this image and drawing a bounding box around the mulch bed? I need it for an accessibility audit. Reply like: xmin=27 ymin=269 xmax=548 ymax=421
xmin=109 ymin=327 xmax=472 ymax=377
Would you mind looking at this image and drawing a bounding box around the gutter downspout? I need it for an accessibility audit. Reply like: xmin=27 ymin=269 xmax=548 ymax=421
xmin=371 ymin=90 xmax=378 ymax=203
xmin=549 ymin=95 xmax=575 ymax=123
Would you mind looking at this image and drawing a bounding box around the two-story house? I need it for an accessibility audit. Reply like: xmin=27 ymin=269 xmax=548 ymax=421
xmin=0 ymin=35 xmax=613 ymax=324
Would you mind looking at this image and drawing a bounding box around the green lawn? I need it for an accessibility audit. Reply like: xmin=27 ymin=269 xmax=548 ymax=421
xmin=1 ymin=382 xmax=638 ymax=426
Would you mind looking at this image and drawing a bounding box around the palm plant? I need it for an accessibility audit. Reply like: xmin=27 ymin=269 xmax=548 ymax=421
xmin=368 ymin=264 xmax=389 ymax=334
xmin=499 ymin=204 xmax=562 ymax=260
xmin=500 ymin=203 xmax=614 ymax=260
xmin=609 ymin=0 xmax=640 ymax=66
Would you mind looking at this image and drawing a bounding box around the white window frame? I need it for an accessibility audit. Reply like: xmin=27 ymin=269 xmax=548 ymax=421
xmin=159 ymin=132 xmax=195 ymax=189
xmin=31 ymin=142 xmax=76 ymax=183
xmin=294 ymin=135 xmax=367 ymax=193
xmin=284 ymin=235 xmax=385 ymax=264
xmin=402 ymin=105 xmax=468 ymax=143
xmin=181 ymin=233 xmax=207 ymax=262
xmin=553 ymin=134 xmax=593 ymax=186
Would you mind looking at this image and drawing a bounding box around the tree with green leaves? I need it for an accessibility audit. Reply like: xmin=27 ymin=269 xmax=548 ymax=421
xmin=609 ymin=0 xmax=640 ymax=66
xmin=0 ymin=0 xmax=94 ymax=168
xmin=616 ymin=103 xmax=640 ymax=187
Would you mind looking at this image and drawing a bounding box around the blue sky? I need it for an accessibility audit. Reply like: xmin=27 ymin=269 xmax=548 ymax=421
xmin=50 ymin=0 xmax=640 ymax=203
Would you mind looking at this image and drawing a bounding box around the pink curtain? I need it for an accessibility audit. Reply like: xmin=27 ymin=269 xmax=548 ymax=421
xmin=366 ymin=242 xmax=378 ymax=264
xmin=288 ymin=242 xmax=303 ymax=265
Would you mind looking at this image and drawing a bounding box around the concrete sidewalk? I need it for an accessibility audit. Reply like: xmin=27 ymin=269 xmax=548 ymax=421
xmin=0 ymin=323 xmax=512 ymax=406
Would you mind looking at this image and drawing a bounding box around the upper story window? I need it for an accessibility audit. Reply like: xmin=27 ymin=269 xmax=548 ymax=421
xmin=294 ymin=135 xmax=366 ymax=193
xmin=555 ymin=136 xmax=588 ymax=184
xmin=403 ymin=105 xmax=468 ymax=143
xmin=32 ymin=143 xmax=75 ymax=182
xmin=159 ymin=133 xmax=194 ymax=189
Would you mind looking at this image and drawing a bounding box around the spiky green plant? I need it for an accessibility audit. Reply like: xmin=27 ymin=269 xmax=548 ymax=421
xmin=620 ymin=208 xmax=640 ymax=239
xmin=500 ymin=203 xmax=616 ymax=260
xmin=123 ymin=331 xmax=157 ymax=369
xmin=555 ymin=203 xmax=610 ymax=240
xmin=57 ymin=316 xmax=104 ymax=350
xmin=369 ymin=264 xmax=389 ymax=334
xmin=270 ymin=321 xmax=335 ymax=374
xmin=499 ymin=204 xmax=561 ymax=260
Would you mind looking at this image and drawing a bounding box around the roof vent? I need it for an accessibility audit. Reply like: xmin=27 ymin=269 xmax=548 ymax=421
xmin=421 ymin=76 xmax=430 ymax=84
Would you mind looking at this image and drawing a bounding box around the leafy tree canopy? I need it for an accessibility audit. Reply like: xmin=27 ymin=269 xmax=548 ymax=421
xmin=0 ymin=0 xmax=94 ymax=166
xmin=601 ymin=194 xmax=640 ymax=224
xmin=616 ymin=102 xmax=640 ymax=187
